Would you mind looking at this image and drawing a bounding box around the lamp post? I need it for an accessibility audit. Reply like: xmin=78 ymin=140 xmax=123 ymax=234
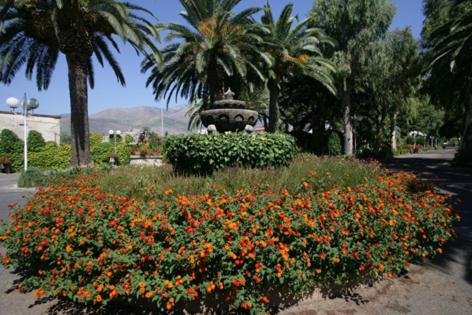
xmin=6 ymin=94 xmax=40 ymax=171
xmin=108 ymin=129 xmax=121 ymax=165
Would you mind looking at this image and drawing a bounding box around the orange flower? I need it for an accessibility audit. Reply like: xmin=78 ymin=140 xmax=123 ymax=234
xmin=241 ymin=301 xmax=252 ymax=310
xmin=95 ymin=295 xmax=102 ymax=303
xmin=109 ymin=289 xmax=118 ymax=299
xmin=206 ymin=281 xmax=216 ymax=293
xmin=35 ymin=289 xmax=45 ymax=297
xmin=65 ymin=244 xmax=72 ymax=253
xmin=166 ymin=297 xmax=175 ymax=310
xmin=2 ymin=256 xmax=11 ymax=265
xmin=164 ymin=189 xmax=173 ymax=195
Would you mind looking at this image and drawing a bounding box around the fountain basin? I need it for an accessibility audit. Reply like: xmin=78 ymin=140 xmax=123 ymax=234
xmin=200 ymin=108 xmax=259 ymax=132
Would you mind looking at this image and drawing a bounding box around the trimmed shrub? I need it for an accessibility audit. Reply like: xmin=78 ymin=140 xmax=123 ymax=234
xmin=0 ymin=165 xmax=458 ymax=313
xmin=405 ymin=135 xmax=426 ymax=146
xmin=29 ymin=142 xmax=71 ymax=170
xmin=165 ymin=133 xmax=296 ymax=174
xmin=327 ymin=132 xmax=342 ymax=156
xmin=17 ymin=168 xmax=47 ymax=188
xmin=91 ymin=141 xmax=131 ymax=166
xmin=0 ymin=129 xmax=23 ymax=155
xmin=27 ymin=130 xmax=46 ymax=152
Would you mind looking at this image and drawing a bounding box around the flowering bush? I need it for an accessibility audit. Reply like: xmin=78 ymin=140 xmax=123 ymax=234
xmin=0 ymin=162 xmax=458 ymax=313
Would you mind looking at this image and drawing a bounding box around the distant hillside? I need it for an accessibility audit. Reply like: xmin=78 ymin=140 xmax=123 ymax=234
xmin=61 ymin=106 xmax=190 ymax=135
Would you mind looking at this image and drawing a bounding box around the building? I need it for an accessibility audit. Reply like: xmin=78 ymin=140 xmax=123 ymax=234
xmin=0 ymin=111 xmax=61 ymax=143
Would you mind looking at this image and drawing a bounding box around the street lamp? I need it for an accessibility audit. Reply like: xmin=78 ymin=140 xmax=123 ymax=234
xmin=108 ymin=129 xmax=121 ymax=165
xmin=6 ymin=94 xmax=40 ymax=171
xmin=409 ymin=130 xmax=425 ymax=151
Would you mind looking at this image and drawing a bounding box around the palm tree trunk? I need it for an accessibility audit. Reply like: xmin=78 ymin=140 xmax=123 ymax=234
xmin=458 ymin=83 xmax=472 ymax=162
xmin=342 ymin=79 xmax=353 ymax=156
xmin=268 ymin=79 xmax=280 ymax=133
xmin=66 ymin=54 xmax=92 ymax=167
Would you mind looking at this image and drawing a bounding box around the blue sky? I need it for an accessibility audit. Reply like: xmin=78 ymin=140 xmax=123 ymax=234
xmin=0 ymin=0 xmax=424 ymax=115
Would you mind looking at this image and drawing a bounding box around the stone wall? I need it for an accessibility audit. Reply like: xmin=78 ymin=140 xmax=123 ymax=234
xmin=0 ymin=111 xmax=61 ymax=143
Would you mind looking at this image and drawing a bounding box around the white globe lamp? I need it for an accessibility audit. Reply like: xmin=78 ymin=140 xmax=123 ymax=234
xmin=6 ymin=97 xmax=20 ymax=110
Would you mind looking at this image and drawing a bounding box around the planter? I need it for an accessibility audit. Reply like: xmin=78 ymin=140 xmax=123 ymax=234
xmin=129 ymin=155 xmax=163 ymax=167
xmin=200 ymin=108 xmax=259 ymax=132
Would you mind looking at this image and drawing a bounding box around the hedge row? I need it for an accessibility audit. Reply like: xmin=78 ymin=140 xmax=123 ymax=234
xmin=165 ymin=133 xmax=297 ymax=174
xmin=0 ymin=131 xmax=131 ymax=172
xmin=0 ymin=165 xmax=458 ymax=313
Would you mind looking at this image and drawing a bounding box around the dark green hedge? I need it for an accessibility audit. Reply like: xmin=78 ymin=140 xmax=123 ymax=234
xmin=164 ymin=133 xmax=296 ymax=174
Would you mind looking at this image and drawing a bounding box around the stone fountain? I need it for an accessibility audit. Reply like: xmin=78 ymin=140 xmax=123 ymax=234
xmin=200 ymin=89 xmax=259 ymax=133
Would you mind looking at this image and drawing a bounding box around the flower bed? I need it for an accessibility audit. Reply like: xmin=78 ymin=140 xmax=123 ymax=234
xmin=0 ymin=160 xmax=458 ymax=313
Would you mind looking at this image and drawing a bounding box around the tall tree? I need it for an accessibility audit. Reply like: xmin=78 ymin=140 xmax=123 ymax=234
xmin=260 ymin=3 xmax=335 ymax=133
xmin=0 ymin=0 xmax=159 ymax=166
xmin=424 ymin=0 xmax=472 ymax=161
xmin=143 ymin=0 xmax=264 ymax=108
xmin=311 ymin=0 xmax=395 ymax=156
xmin=385 ymin=29 xmax=421 ymax=151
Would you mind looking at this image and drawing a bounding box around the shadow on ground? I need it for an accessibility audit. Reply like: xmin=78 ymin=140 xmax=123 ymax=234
xmin=384 ymin=154 xmax=472 ymax=286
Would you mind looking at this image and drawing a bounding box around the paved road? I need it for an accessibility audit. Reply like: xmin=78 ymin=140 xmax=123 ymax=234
xmin=0 ymin=152 xmax=471 ymax=314
xmin=0 ymin=174 xmax=34 ymax=222
xmin=385 ymin=149 xmax=472 ymax=286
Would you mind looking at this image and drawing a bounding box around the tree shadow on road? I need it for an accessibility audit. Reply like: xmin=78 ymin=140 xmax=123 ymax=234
xmin=384 ymin=156 xmax=472 ymax=286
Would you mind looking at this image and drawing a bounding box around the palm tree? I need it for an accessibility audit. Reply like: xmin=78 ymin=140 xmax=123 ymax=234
xmin=429 ymin=0 xmax=472 ymax=161
xmin=143 ymin=0 xmax=266 ymax=108
xmin=260 ymin=3 xmax=335 ymax=133
xmin=0 ymin=0 xmax=159 ymax=166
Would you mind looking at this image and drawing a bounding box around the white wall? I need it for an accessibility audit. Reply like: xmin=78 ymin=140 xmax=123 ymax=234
xmin=0 ymin=112 xmax=61 ymax=143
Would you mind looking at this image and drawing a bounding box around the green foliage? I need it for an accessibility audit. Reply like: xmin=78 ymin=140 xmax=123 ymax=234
xmin=124 ymin=134 xmax=134 ymax=144
xmin=0 ymin=130 xmax=23 ymax=172
xmin=0 ymin=129 xmax=23 ymax=155
xmin=60 ymin=133 xmax=72 ymax=145
xmin=424 ymin=0 xmax=472 ymax=161
xmin=165 ymin=133 xmax=296 ymax=174
xmin=91 ymin=135 xmax=131 ymax=166
xmin=327 ymin=132 xmax=342 ymax=156
xmin=1 ymin=162 xmax=457 ymax=313
xmin=405 ymin=136 xmax=426 ymax=146
xmin=17 ymin=168 xmax=47 ymax=188
xmin=143 ymin=0 xmax=262 ymax=105
xmin=0 ymin=0 xmax=160 ymax=166
xmin=27 ymin=130 xmax=46 ymax=152
xmin=147 ymin=132 xmax=162 ymax=151
xmin=96 ymin=154 xmax=380 ymax=199
xmin=261 ymin=3 xmax=335 ymax=131
xmin=29 ymin=143 xmax=71 ymax=170
xmin=311 ymin=0 xmax=396 ymax=51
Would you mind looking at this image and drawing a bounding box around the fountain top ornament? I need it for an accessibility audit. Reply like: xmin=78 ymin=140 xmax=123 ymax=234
xmin=213 ymin=88 xmax=246 ymax=109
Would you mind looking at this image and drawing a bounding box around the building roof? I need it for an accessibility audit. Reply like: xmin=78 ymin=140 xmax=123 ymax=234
xmin=0 ymin=110 xmax=61 ymax=119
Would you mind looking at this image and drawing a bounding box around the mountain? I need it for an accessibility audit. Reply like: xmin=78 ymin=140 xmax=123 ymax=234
xmin=61 ymin=106 xmax=191 ymax=135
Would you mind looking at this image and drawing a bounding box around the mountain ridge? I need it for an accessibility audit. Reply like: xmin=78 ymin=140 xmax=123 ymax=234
xmin=60 ymin=106 xmax=191 ymax=135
